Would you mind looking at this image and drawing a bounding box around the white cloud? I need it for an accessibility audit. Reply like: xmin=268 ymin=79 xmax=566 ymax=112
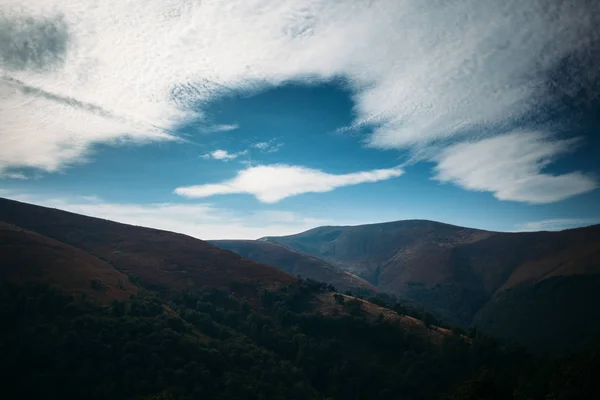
xmin=2 ymin=0 xmax=597 ymax=181
xmin=516 ymin=218 xmax=600 ymax=232
xmin=253 ymin=140 xmax=283 ymax=153
xmin=202 ymin=149 xmax=247 ymax=161
xmin=0 ymin=171 xmax=27 ymax=179
xmin=175 ymin=164 xmax=404 ymax=203
xmin=434 ymin=131 xmax=598 ymax=204
xmin=205 ymin=124 xmax=239 ymax=133
xmin=3 ymin=193 xmax=330 ymax=239
xmin=253 ymin=142 xmax=270 ymax=150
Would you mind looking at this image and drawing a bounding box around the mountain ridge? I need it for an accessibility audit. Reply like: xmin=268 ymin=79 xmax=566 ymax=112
xmin=0 ymin=197 xmax=295 ymax=296
xmin=262 ymin=219 xmax=600 ymax=352
xmin=209 ymin=239 xmax=378 ymax=296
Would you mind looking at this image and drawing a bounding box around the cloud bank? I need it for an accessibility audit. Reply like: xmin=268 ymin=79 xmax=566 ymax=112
xmin=1 ymin=0 xmax=598 ymax=201
xmin=434 ymin=131 xmax=598 ymax=204
xmin=175 ymin=164 xmax=404 ymax=203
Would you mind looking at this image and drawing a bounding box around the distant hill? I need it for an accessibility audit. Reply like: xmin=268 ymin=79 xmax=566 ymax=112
xmin=210 ymin=239 xmax=378 ymax=296
xmin=261 ymin=220 xmax=494 ymax=288
xmin=0 ymin=197 xmax=294 ymax=296
xmin=263 ymin=220 xmax=600 ymax=352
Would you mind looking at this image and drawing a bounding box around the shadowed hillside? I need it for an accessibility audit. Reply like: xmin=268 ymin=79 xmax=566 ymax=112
xmin=0 ymin=222 xmax=138 ymax=303
xmin=0 ymin=197 xmax=294 ymax=295
xmin=210 ymin=239 xmax=378 ymax=296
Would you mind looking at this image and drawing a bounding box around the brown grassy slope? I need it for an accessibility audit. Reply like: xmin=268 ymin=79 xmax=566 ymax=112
xmin=210 ymin=239 xmax=378 ymax=295
xmin=0 ymin=198 xmax=294 ymax=295
xmin=448 ymin=225 xmax=600 ymax=294
xmin=263 ymin=220 xmax=495 ymax=288
xmin=0 ymin=222 xmax=138 ymax=303
xmin=314 ymin=292 xmax=459 ymax=345
xmin=264 ymin=220 xmax=600 ymax=296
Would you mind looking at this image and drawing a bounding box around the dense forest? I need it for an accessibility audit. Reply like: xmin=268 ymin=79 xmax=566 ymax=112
xmin=1 ymin=279 xmax=599 ymax=400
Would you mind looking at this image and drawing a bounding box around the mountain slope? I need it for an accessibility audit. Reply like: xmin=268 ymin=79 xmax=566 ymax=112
xmin=0 ymin=197 xmax=294 ymax=295
xmin=263 ymin=220 xmax=600 ymax=302
xmin=263 ymin=220 xmax=600 ymax=352
xmin=0 ymin=221 xmax=138 ymax=303
xmin=0 ymin=197 xmax=452 ymax=341
xmin=261 ymin=220 xmax=494 ymax=287
xmin=210 ymin=239 xmax=378 ymax=295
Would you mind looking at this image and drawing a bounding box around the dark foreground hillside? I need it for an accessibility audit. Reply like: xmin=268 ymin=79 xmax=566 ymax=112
xmin=2 ymin=279 xmax=600 ymax=400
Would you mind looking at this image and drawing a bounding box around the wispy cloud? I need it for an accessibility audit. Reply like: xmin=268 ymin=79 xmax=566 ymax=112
xmin=2 ymin=0 xmax=597 ymax=186
xmin=3 ymin=193 xmax=330 ymax=240
xmin=516 ymin=218 xmax=600 ymax=232
xmin=204 ymin=124 xmax=239 ymax=133
xmin=175 ymin=164 xmax=403 ymax=203
xmin=0 ymin=171 xmax=27 ymax=180
xmin=253 ymin=139 xmax=283 ymax=153
xmin=433 ymin=131 xmax=598 ymax=204
xmin=201 ymin=149 xmax=248 ymax=161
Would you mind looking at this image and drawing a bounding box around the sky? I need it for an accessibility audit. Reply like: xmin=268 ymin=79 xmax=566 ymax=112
xmin=1 ymin=0 xmax=599 ymax=239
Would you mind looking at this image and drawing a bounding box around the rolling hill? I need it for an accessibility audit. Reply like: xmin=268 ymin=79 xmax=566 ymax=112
xmin=0 ymin=197 xmax=447 ymax=341
xmin=261 ymin=220 xmax=494 ymax=288
xmin=0 ymin=197 xmax=294 ymax=296
xmin=2 ymin=196 xmax=600 ymax=399
xmin=263 ymin=220 xmax=600 ymax=352
xmin=0 ymin=221 xmax=138 ymax=303
xmin=3 ymin=196 xmax=599 ymax=352
xmin=209 ymin=239 xmax=378 ymax=296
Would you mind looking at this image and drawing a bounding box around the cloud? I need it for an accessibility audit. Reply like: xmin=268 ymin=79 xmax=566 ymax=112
xmin=201 ymin=149 xmax=248 ymax=161
xmin=516 ymin=218 xmax=600 ymax=232
xmin=2 ymin=0 xmax=598 ymax=179
xmin=0 ymin=171 xmax=27 ymax=179
xmin=253 ymin=139 xmax=283 ymax=153
xmin=434 ymin=131 xmax=598 ymax=204
xmin=3 ymin=193 xmax=330 ymax=240
xmin=0 ymin=13 xmax=69 ymax=72
xmin=175 ymin=164 xmax=403 ymax=203
xmin=205 ymin=124 xmax=239 ymax=133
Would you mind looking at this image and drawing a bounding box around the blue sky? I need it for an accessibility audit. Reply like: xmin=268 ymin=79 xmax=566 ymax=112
xmin=1 ymin=0 xmax=599 ymax=238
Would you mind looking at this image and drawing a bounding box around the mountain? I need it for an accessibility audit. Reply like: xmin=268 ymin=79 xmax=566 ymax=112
xmin=210 ymin=239 xmax=378 ymax=296
xmin=0 ymin=197 xmax=442 ymax=338
xmin=0 ymin=196 xmax=454 ymax=340
xmin=0 ymin=221 xmax=138 ymax=303
xmin=263 ymin=220 xmax=600 ymax=352
xmin=0 ymin=197 xmax=294 ymax=296
xmin=261 ymin=220 xmax=494 ymax=288
xmin=2 ymin=196 xmax=600 ymax=399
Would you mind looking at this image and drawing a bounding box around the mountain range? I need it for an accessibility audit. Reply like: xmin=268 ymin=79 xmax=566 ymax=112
xmin=0 ymin=197 xmax=443 ymax=338
xmin=2 ymin=196 xmax=600 ymax=399
xmin=228 ymin=220 xmax=600 ymax=352
xmin=2 ymin=195 xmax=599 ymax=354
